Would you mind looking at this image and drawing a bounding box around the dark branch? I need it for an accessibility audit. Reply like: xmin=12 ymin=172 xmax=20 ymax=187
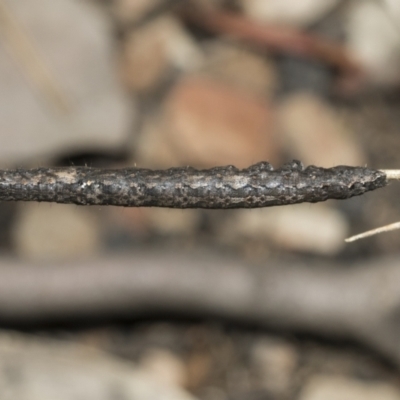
xmin=0 ymin=160 xmax=387 ymax=208
xmin=1 ymin=251 xmax=400 ymax=366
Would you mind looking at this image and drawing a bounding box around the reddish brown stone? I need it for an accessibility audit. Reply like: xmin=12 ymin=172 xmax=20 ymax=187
xmin=161 ymin=76 xmax=279 ymax=169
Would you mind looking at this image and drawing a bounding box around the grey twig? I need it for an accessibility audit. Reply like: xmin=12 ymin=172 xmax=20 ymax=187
xmin=1 ymin=251 xmax=400 ymax=366
xmin=0 ymin=160 xmax=387 ymax=208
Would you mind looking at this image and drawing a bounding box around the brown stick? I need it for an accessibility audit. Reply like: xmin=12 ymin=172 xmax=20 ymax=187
xmin=177 ymin=5 xmax=362 ymax=78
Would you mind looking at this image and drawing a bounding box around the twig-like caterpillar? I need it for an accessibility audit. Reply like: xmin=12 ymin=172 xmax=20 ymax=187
xmin=0 ymin=160 xmax=387 ymax=208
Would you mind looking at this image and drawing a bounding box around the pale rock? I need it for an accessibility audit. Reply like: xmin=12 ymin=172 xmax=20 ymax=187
xmin=383 ymin=0 xmax=400 ymax=24
xmin=121 ymin=22 xmax=168 ymax=93
xmin=346 ymin=1 xmax=400 ymax=86
xmin=278 ymin=92 xmax=365 ymax=167
xmin=146 ymin=208 xmax=200 ymax=236
xmin=0 ymin=0 xmax=133 ymax=166
xmin=193 ymin=0 xmax=226 ymax=11
xmin=136 ymin=116 xmax=181 ymax=167
xmin=102 ymin=206 xmax=153 ymax=238
xmin=12 ymin=203 xmax=101 ymax=261
xmin=238 ymin=0 xmax=340 ymax=27
xmin=220 ymin=203 xmax=348 ymax=255
xmin=202 ymin=41 xmax=278 ymax=97
xmin=121 ymin=15 xmax=203 ymax=92
xmin=199 ymin=387 xmax=226 ymax=400
xmin=299 ymin=375 xmax=400 ymax=400
xmin=137 ymin=76 xmax=279 ymax=169
xmin=101 ymin=206 xmax=200 ymax=241
xmin=251 ymin=338 xmax=298 ymax=394
xmin=100 ymin=174 xmax=200 ymax=237
xmin=186 ymin=352 xmax=212 ymax=390
xmin=139 ymin=348 xmax=187 ymax=388
xmin=113 ymin=0 xmax=162 ymax=24
xmin=0 ymin=331 xmax=198 ymax=400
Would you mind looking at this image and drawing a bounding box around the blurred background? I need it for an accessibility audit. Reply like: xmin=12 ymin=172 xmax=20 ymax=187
xmin=1 ymin=0 xmax=400 ymax=398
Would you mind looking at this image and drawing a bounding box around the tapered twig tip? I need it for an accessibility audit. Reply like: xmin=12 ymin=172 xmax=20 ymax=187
xmin=345 ymin=169 xmax=400 ymax=243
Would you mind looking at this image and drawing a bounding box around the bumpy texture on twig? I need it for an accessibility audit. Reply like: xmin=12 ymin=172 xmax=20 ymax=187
xmin=0 ymin=160 xmax=387 ymax=208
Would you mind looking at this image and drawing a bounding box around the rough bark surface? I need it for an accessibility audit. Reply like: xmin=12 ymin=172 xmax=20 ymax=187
xmin=0 ymin=161 xmax=387 ymax=208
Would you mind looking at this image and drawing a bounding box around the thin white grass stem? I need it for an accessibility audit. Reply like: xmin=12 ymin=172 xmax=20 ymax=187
xmin=345 ymin=221 xmax=400 ymax=243
xmin=345 ymin=169 xmax=400 ymax=243
xmin=380 ymin=170 xmax=400 ymax=180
